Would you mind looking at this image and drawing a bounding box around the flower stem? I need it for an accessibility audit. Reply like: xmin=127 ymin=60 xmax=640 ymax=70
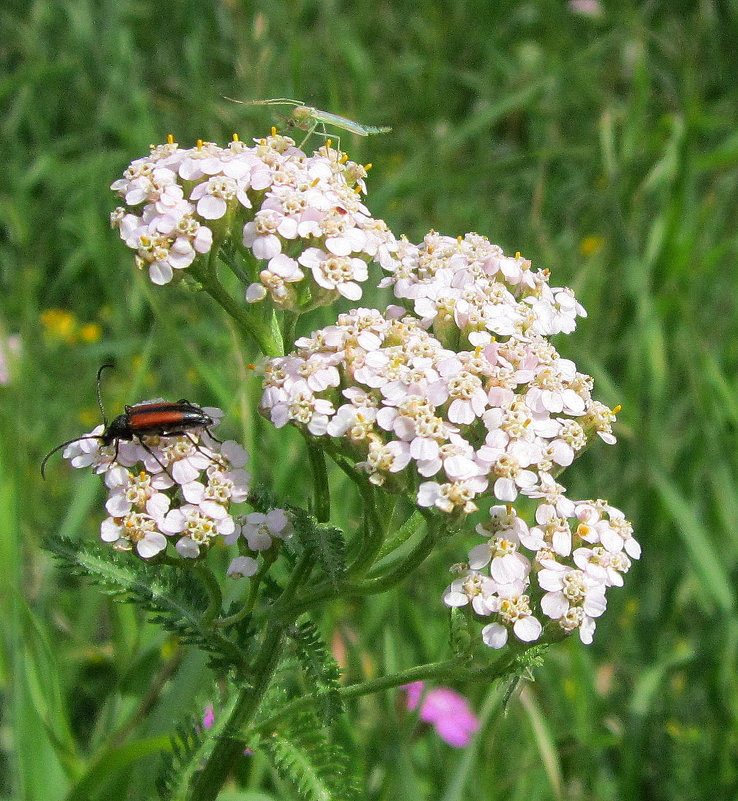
xmin=347 ymin=481 xmax=383 ymax=578
xmin=281 ymin=310 xmax=299 ymax=352
xmin=191 ymin=261 xmax=283 ymax=357
xmin=253 ymin=651 xmax=524 ymax=734
xmin=186 ymin=554 xmax=311 ymax=801
xmin=305 ymin=435 xmax=330 ymax=522
xmin=186 ymin=616 xmax=286 ymax=801
xmin=275 ymin=517 xmax=440 ymax=619
xmin=194 ymin=563 xmax=223 ymax=626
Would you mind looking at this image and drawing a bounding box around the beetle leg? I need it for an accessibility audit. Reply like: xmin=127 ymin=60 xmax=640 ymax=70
xmin=183 ymin=431 xmax=228 ymax=469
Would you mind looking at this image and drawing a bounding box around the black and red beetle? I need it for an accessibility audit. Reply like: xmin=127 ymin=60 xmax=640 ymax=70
xmin=41 ymin=365 xmax=218 ymax=478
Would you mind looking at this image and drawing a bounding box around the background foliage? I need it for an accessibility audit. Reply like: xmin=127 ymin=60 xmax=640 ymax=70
xmin=2 ymin=0 xmax=738 ymax=798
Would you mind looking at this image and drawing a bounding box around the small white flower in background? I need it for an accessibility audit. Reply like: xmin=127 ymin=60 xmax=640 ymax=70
xmin=568 ymin=0 xmax=603 ymax=18
xmin=231 ymin=509 xmax=293 ymax=552
xmin=227 ymin=556 xmax=259 ymax=578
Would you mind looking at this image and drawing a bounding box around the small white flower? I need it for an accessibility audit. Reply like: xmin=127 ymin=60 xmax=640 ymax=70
xmin=227 ymin=556 xmax=259 ymax=578
xmin=100 ymin=511 xmax=168 ymax=559
xmin=235 ymin=509 xmax=293 ymax=551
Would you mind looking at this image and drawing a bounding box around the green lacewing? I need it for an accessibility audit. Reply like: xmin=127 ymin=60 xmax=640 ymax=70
xmin=226 ymin=97 xmax=392 ymax=140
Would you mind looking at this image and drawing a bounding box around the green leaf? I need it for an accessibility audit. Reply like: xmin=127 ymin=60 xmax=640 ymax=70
xmin=263 ymin=712 xmax=360 ymax=801
xmin=650 ymin=470 xmax=735 ymax=613
xmin=291 ymin=510 xmax=346 ymax=589
xmin=290 ymin=620 xmax=343 ymax=725
xmin=43 ymin=535 xmax=248 ymax=673
xmin=64 ymin=735 xmax=171 ymax=801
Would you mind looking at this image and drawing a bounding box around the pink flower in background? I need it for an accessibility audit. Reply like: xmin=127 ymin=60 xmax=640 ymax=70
xmin=568 ymin=0 xmax=603 ymax=17
xmin=403 ymin=682 xmax=480 ymax=747
xmin=201 ymin=706 xmax=252 ymax=754
xmin=0 ymin=334 xmax=20 ymax=385
xmin=202 ymin=705 xmax=215 ymax=730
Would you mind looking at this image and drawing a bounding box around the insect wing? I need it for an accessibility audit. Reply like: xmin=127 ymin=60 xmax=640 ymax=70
xmin=308 ymin=109 xmax=391 ymax=136
xmin=226 ymin=97 xmax=391 ymax=137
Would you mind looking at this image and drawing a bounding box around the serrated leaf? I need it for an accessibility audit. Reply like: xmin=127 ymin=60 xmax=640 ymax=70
xmin=263 ymin=713 xmax=360 ymax=801
xmin=291 ymin=510 xmax=346 ymax=589
xmin=44 ymin=535 xmax=247 ymax=674
xmin=290 ymin=620 xmax=343 ymax=725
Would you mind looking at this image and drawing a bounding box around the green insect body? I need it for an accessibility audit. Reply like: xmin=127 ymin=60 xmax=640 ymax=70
xmin=227 ymin=97 xmax=392 ymax=146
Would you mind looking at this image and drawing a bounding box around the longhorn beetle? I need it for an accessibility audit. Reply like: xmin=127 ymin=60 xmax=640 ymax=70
xmin=41 ymin=365 xmax=219 ymax=478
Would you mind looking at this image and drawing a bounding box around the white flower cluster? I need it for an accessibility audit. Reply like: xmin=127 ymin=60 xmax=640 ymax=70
xmin=63 ymin=409 xmax=251 ymax=559
xmin=110 ymin=134 xmax=397 ymax=309
xmin=444 ymin=494 xmax=639 ymax=648
xmin=260 ymin=299 xmax=616 ymax=515
xmin=380 ymin=231 xmax=587 ymax=345
xmin=258 ymin=227 xmax=635 ymax=647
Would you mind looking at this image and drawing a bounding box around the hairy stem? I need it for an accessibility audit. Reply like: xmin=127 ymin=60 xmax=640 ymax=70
xmin=186 ymin=616 xmax=286 ymax=801
xmin=191 ymin=261 xmax=283 ymax=357
xmin=194 ymin=563 xmax=223 ymax=626
xmin=253 ymin=651 xmax=524 ymax=734
xmin=186 ymin=554 xmax=311 ymax=801
xmin=346 ymin=481 xmax=384 ymax=579
xmin=305 ymin=435 xmax=331 ymax=523
xmin=275 ymin=518 xmax=440 ymax=619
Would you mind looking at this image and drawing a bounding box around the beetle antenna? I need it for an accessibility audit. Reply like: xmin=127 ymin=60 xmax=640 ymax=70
xmin=40 ymin=435 xmax=102 ymax=479
xmin=96 ymin=364 xmax=114 ymax=426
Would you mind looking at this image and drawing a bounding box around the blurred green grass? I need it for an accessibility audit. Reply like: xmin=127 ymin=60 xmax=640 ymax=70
xmin=2 ymin=0 xmax=738 ymax=798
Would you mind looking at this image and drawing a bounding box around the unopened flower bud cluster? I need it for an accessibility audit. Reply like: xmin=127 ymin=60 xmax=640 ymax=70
xmin=62 ymin=408 xmax=290 ymax=562
xmin=110 ymin=134 xmax=397 ymax=310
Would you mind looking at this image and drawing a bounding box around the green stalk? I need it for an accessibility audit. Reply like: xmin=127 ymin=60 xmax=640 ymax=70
xmin=346 ymin=481 xmax=383 ymax=578
xmin=191 ymin=261 xmax=283 ymax=357
xmin=187 ymin=554 xmax=312 ymax=801
xmin=281 ymin=310 xmax=299 ymax=352
xmin=186 ymin=616 xmax=286 ymax=801
xmin=305 ymin=435 xmax=331 ymax=522
xmin=214 ymin=550 xmax=276 ymax=629
xmin=377 ymin=509 xmax=424 ymax=560
xmin=193 ymin=563 xmax=223 ymax=626
xmin=275 ymin=518 xmax=440 ymax=619
xmin=254 ymin=650 xmax=524 ymax=734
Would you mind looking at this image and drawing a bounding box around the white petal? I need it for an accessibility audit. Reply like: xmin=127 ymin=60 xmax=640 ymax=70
xmin=137 ymin=532 xmax=167 ymax=558
xmin=227 ymin=556 xmax=259 ymax=578
xmin=105 ymin=493 xmax=131 ymax=516
xmin=481 ymin=623 xmax=509 ymax=649
xmin=100 ymin=517 xmax=121 ymax=543
xmin=513 ymin=616 xmax=542 ymax=642
xmin=443 ymin=590 xmax=469 ymax=608
xmin=541 ymin=591 xmax=568 ymax=619
xmin=175 ymin=537 xmax=200 ymax=558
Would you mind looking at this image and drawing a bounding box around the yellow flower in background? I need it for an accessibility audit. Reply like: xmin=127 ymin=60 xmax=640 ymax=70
xmin=40 ymin=309 xmax=103 ymax=344
xmin=79 ymin=323 xmax=102 ymax=343
xmin=41 ymin=308 xmax=77 ymax=342
xmin=579 ymin=235 xmax=605 ymax=257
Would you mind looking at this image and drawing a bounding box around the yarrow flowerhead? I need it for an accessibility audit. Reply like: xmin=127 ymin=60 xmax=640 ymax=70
xmin=107 ymin=128 xmax=637 ymax=655
xmin=63 ymin=405 xmax=251 ymax=559
xmin=257 ymin=225 xmax=636 ymax=649
xmin=443 ymin=500 xmax=639 ymax=648
xmin=111 ymin=134 xmax=397 ymax=311
xmin=259 ymin=295 xmax=613 ymax=516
